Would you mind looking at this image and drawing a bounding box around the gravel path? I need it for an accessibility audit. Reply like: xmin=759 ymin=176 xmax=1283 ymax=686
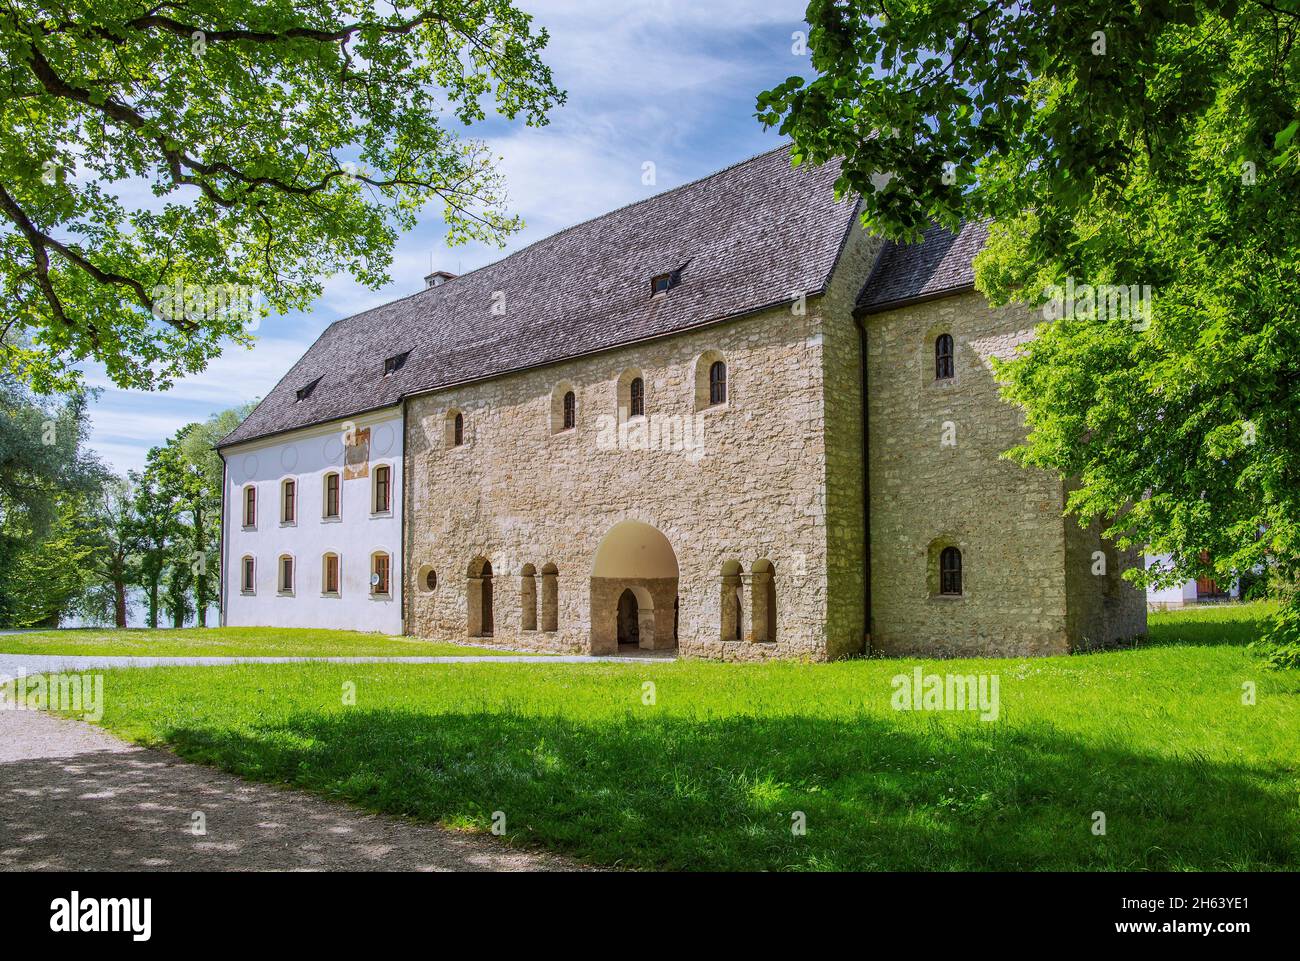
xmin=0 ymin=708 xmax=587 ymax=872
xmin=0 ymin=652 xmax=673 ymax=674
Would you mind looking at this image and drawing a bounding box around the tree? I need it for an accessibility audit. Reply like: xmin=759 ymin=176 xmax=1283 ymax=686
xmin=130 ymin=464 xmax=178 ymax=629
xmin=151 ymin=403 xmax=252 ymax=626
xmin=758 ymin=1 xmax=1300 ymax=660
xmin=3 ymin=495 xmax=96 ymax=627
xmin=0 ymin=375 xmax=105 ymax=624
xmin=0 ymin=1 xmax=564 ymax=393
xmin=73 ymin=475 xmax=140 ymax=627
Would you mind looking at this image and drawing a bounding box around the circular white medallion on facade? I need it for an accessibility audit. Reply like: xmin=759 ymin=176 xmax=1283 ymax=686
xmin=280 ymin=444 xmax=298 ymax=472
xmin=322 ymin=435 xmax=343 ymax=463
xmin=242 ymin=454 xmax=258 ymax=479
xmin=373 ymin=423 xmax=395 ymax=455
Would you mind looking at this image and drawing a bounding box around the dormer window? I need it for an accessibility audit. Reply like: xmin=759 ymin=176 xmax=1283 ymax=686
xmin=650 ymin=268 xmax=682 ymax=297
xmin=295 ymin=377 xmax=321 ymax=402
xmin=384 ymin=351 xmax=410 ymax=376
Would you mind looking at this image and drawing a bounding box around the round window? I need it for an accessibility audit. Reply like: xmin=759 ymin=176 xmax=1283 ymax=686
xmin=418 ymin=565 xmax=437 ymax=593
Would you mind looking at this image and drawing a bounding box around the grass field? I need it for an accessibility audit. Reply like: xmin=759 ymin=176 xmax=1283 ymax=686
xmin=1 ymin=626 xmax=521 ymax=658
xmin=63 ymin=603 xmax=1300 ymax=870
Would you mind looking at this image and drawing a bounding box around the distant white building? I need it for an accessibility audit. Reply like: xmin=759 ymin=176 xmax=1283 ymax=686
xmin=1145 ymin=553 xmax=1239 ymax=609
xmin=219 ymin=406 xmax=404 ymax=634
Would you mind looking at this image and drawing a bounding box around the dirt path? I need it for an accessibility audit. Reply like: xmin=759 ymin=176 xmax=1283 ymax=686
xmin=0 ymin=709 xmax=585 ymax=872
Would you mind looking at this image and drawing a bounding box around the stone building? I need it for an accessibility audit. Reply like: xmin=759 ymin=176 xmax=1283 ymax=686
xmin=218 ymin=145 xmax=1146 ymax=658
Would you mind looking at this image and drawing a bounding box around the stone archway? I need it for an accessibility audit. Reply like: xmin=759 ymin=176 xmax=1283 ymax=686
xmin=590 ymin=520 xmax=679 ymax=655
xmin=467 ymin=557 xmax=494 ymax=637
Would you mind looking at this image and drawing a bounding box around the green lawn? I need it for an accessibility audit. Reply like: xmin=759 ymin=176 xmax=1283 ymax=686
xmin=62 ymin=603 xmax=1299 ymax=870
xmin=2 ymin=626 xmax=520 ymax=658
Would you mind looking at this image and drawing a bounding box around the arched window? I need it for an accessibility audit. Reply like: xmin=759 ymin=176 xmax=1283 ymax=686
xmin=281 ymin=479 xmax=296 ymax=524
xmin=242 ymin=485 xmax=257 ymax=528
xmin=373 ymin=464 xmax=391 ymax=514
xmin=322 ymin=552 xmax=340 ymax=596
xmin=720 ymin=559 xmax=743 ymax=641
xmin=940 ymin=547 xmax=963 ymax=595
xmin=454 ymin=412 xmax=464 ymax=446
xmin=709 ymin=361 xmax=727 ymax=406
xmin=240 ymin=555 xmax=255 ymax=594
xmin=541 ymin=562 xmax=559 ymax=632
xmin=630 ymin=377 xmax=644 ymax=417
xmin=520 ymin=564 xmax=538 ymax=631
xmin=278 ymin=554 xmax=295 ymax=595
xmin=935 ymin=333 xmax=955 ymax=380
xmin=322 ymin=472 xmax=340 ymax=518
xmin=551 ymin=382 xmax=577 ymax=434
xmin=371 ymin=552 xmax=391 ymax=597
xmin=694 ymin=351 xmax=728 ymax=411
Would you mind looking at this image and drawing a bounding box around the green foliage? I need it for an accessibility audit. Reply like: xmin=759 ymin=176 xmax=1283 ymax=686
xmin=3 ymin=495 xmax=96 ymax=626
xmin=0 ymin=0 xmax=564 ymax=392
xmin=0 ymin=375 xmax=105 ymax=624
xmin=143 ymin=403 xmax=253 ymax=627
xmin=1253 ymin=600 xmax=1300 ymax=669
xmin=758 ymin=1 xmax=1300 ymax=648
xmin=69 ymin=475 xmax=140 ymax=627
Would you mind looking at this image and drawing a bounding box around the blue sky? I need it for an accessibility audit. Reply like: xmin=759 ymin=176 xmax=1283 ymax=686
xmin=85 ymin=0 xmax=816 ymax=474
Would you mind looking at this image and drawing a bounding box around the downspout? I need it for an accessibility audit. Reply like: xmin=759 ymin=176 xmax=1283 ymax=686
xmin=217 ymin=448 xmax=228 ymax=628
xmin=854 ymin=312 xmax=872 ymax=655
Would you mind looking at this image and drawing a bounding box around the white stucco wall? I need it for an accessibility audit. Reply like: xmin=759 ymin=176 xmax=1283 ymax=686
xmin=222 ymin=407 xmax=404 ymax=634
xmin=1144 ymin=552 xmax=1239 ymax=608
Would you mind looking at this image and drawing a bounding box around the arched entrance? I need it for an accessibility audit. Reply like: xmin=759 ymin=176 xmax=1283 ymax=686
xmin=617 ymin=589 xmax=640 ymax=646
xmin=590 ymin=521 xmax=679 ymax=655
xmin=468 ymin=557 xmax=494 ymax=637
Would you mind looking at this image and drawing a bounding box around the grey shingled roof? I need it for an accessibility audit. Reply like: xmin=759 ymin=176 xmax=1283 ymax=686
xmin=219 ymin=144 xmax=858 ymax=449
xmin=855 ymin=219 xmax=989 ymax=313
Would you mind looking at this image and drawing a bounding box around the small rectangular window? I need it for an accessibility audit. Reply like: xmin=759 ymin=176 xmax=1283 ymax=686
xmin=324 ymin=473 xmax=340 ymax=518
xmin=383 ymin=352 xmax=410 ymax=376
xmin=324 ymin=554 xmax=339 ymax=595
xmin=282 ymin=480 xmax=296 ymax=523
xmin=243 ymin=486 xmax=257 ymax=527
xmin=241 ymin=557 xmax=255 ymax=593
xmin=374 ymin=465 xmax=391 ymax=513
xmin=650 ymin=267 xmax=682 ymax=297
xmin=372 ymin=554 xmax=390 ymax=596
xmin=296 ymin=377 xmax=321 ymax=402
xmin=280 ymin=556 xmax=294 ymax=594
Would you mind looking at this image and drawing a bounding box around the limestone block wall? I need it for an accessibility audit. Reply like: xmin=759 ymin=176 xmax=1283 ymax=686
xmin=818 ymin=215 xmax=885 ymax=658
xmin=865 ymin=291 xmax=1074 ymax=656
xmin=402 ymin=299 xmax=838 ymax=659
xmin=864 ymin=290 xmax=1147 ymax=656
xmin=1063 ymin=505 xmax=1149 ymax=649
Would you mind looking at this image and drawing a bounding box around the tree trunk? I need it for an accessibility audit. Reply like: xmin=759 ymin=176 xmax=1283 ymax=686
xmin=194 ymin=503 xmax=208 ymax=628
xmin=148 ymin=579 xmax=159 ymax=629
xmin=114 ymin=577 xmax=128 ymax=628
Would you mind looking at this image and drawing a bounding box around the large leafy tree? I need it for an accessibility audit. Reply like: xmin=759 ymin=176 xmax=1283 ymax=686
xmin=0 ymin=1 xmax=564 ymax=392
xmin=130 ymin=463 xmax=179 ymax=628
xmin=759 ymin=1 xmax=1300 ymax=658
xmin=73 ymin=474 xmax=141 ymax=627
xmin=149 ymin=403 xmax=251 ymax=626
xmin=0 ymin=376 xmax=105 ymax=624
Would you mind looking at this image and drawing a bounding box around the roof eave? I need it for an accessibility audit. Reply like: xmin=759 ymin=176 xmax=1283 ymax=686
xmin=853 ymin=282 xmax=976 ymax=319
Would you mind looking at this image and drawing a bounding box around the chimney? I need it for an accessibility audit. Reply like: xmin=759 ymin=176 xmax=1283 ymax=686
xmin=425 ymin=270 xmax=457 ymax=290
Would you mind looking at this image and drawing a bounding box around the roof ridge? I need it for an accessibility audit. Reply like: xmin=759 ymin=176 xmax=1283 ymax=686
xmin=221 ymin=142 xmax=854 ymax=449
xmin=324 ymin=141 xmax=800 ymax=330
